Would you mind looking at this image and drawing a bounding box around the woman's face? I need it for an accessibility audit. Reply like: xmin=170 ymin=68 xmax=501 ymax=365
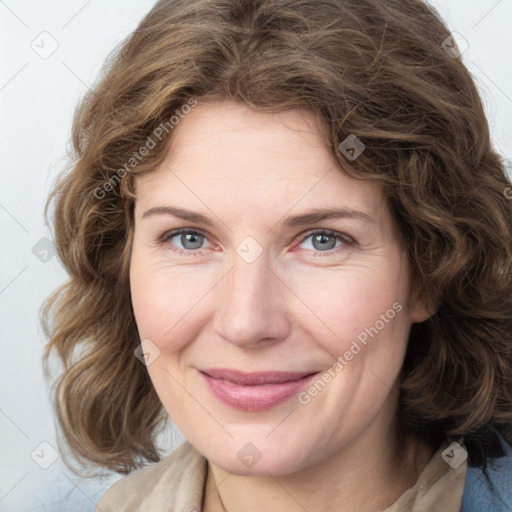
xmin=130 ymin=100 xmax=430 ymax=476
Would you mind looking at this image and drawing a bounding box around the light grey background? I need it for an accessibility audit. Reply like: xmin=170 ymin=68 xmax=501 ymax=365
xmin=1 ymin=0 xmax=511 ymax=510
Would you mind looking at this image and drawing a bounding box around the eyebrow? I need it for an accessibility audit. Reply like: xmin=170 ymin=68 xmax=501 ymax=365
xmin=142 ymin=206 xmax=373 ymax=227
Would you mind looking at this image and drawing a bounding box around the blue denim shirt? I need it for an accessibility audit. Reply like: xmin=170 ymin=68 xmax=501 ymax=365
xmin=461 ymin=432 xmax=512 ymax=511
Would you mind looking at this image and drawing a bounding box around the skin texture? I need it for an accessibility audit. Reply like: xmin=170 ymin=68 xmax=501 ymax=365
xmin=129 ymin=100 xmax=434 ymax=512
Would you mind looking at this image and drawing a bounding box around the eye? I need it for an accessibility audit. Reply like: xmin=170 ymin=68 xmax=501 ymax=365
xmin=159 ymin=228 xmax=214 ymax=255
xmin=296 ymin=229 xmax=354 ymax=254
xmin=157 ymin=228 xmax=354 ymax=258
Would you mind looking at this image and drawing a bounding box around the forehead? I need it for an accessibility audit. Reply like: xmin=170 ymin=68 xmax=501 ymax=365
xmin=134 ymin=100 xmax=386 ymax=221
xmin=162 ymin=100 xmax=332 ymax=180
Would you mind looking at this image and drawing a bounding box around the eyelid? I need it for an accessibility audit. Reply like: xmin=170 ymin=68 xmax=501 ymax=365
xmin=293 ymin=228 xmax=356 ymax=247
xmin=157 ymin=228 xmax=216 ymax=257
xmin=159 ymin=227 xmax=211 ymax=244
xmin=157 ymin=227 xmax=355 ymax=257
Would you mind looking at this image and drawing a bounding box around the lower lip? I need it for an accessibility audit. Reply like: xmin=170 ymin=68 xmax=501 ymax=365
xmin=200 ymin=371 xmax=319 ymax=411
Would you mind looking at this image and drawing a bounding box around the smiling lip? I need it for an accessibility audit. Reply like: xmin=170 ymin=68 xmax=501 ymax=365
xmin=200 ymin=368 xmax=319 ymax=411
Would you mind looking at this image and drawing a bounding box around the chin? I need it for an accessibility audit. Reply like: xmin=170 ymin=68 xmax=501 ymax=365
xmin=202 ymin=436 xmax=317 ymax=476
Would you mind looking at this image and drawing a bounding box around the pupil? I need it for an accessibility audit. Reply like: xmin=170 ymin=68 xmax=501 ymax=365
xmin=182 ymin=232 xmax=203 ymax=250
xmin=313 ymin=234 xmax=336 ymax=251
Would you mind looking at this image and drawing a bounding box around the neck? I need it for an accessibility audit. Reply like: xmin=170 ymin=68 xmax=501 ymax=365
xmin=203 ymin=403 xmax=433 ymax=512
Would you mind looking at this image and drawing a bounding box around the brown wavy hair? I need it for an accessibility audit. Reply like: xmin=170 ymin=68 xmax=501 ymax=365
xmin=42 ymin=0 xmax=512 ymax=475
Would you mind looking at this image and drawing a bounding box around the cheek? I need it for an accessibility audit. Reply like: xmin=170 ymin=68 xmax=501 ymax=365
xmin=130 ymin=259 xmax=215 ymax=352
xmin=130 ymin=244 xmax=412 ymax=369
xmin=294 ymin=266 xmax=411 ymax=361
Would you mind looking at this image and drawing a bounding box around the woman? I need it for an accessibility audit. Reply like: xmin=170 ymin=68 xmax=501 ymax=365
xmin=42 ymin=0 xmax=512 ymax=510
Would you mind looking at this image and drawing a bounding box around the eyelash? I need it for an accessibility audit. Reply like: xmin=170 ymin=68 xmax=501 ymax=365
xmin=157 ymin=228 xmax=355 ymax=258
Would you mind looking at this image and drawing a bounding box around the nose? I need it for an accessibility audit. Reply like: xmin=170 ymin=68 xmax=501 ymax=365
xmin=212 ymin=254 xmax=291 ymax=348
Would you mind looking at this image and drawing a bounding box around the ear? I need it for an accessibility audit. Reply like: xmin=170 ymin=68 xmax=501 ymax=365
xmin=409 ymin=287 xmax=437 ymax=324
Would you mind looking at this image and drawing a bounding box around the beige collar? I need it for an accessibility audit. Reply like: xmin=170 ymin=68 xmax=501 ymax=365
xmin=383 ymin=441 xmax=467 ymax=512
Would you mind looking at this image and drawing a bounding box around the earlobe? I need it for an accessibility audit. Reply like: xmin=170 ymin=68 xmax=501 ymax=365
xmin=411 ymin=295 xmax=437 ymax=324
xmin=410 ymin=291 xmax=437 ymax=324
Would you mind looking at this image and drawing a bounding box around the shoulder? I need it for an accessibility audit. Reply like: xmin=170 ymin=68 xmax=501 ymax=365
xmin=461 ymin=430 xmax=512 ymax=512
xmin=94 ymin=441 xmax=207 ymax=512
